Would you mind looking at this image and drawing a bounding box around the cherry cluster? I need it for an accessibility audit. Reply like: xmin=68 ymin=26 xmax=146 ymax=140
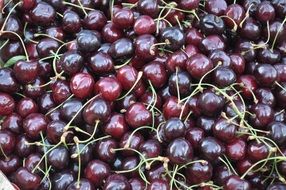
xmin=0 ymin=0 xmax=286 ymax=189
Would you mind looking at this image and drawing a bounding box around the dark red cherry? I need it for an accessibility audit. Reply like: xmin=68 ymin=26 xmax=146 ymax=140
xmin=103 ymin=113 xmax=128 ymax=140
xmin=47 ymin=146 xmax=69 ymax=170
xmin=16 ymin=98 xmax=38 ymax=118
xmin=15 ymin=135 xmax=34 ymax=158
xmin=200 ymin=137 xmax=225 ymax=160
xmin=135 ymin=34 xmax=157 ymax=61
xmin=179 ymin=0 xmax=199 ymax=9
xmin=163 ymin=96 xmax=189 ymax=119
xmin=140 ymin=91 xmax=162 ymax=109
xmin=226 ymin=138 xmax=246 ymax=161
xmin=51 ymin=170 xmax=75 ymax=190
xmin=137 ymin=0 xmax=159 ymax=18
xmin=166 ymin=50 xmax=188 ymax=72
xmin=209 ymin=50 xmax=230 ymax=67
xmin=0 ymin=130 xmax=16 ymax=156
xmin=185 ymin=28 xmax=203 ymax=46
xmin=125 ymin=102 xmax=151 ymax=128
xmin=143 ymin=61 xmax=167 ymax=89
xmin=224 ymin=175 xmax=251 ymax=190
xmin=89 ymin=52 xmax=114 ymax=74
xmin=95 ymin=138 xmax=117 ymax=162
xmin=247 ymin=141 xmax=269 ymax=162
xmin=24 ymin=153 xmax=43 ymax=174
xmin=256 ymin=1 xmax=275 ymax=22
xmin=77 ymin=30 xmax=101 ymax=53
xmin=257 ymin=48 xmax=281 ymax=65
xmin=267 ymin=183 xmax=286 ymax=190
xmin=83 ymin=10 xmax=107 ymax=30
xmin=236 ymin=158 xmax=253 ymax=175
xmin=254 ymin=64 xmax=278 ymax=87
xmin=186 ymin=160 xmax=213 ymax=184
xmin=200 ymin=14 xmax=225 ymax=35
xmin=66 ymin=179 xmax=95 ymax=190
xmin=103 ymin=174 xmax=131 ymax=190
xmin=60 ymin=51 xmax=83 ymax=75
xmin=38 ymin=93 xmax=55 ymax=113
xmin=113 ymin=8 xmax=134 ymax=29
xmin=199 ymin=35 xmax=225 ymax=54
xmin=224 ymin=4 xmax=245 ymax=28
xmin=84 ymin=160 xmax=110 ymax=187
xmin=249 ymin=103 xmax=274 ymax=129
xmin=70 ymin=143 xmax=93 ymax=165
xmin=62 ymin=10 xmax=81 ymax=33
xmin=51 ymin=80 xmax=71 ymax=104
xmin=237 ymin=75 xmax=258 ymax=99
xmin=213 ymin=166 xmax=233 ymax=186
xmin=275 ymin=82 xmax=286 ymax=108
xmin=240 ymin=17 xmax=261 ymax=41
xmin=255 ymin=88 xmax=275 ymax=107
xmin=267 ymin=122 xmax=286 ymax=146
xmin=167 ymin=138 xmax=193 ymax=164
xmin=148 ymin=179 xmax=169 ymax=190
xmin=186 ymin=53 xmax=213 ymax=80
xmin=205 ymin=0 xmax=227 ymax=15
xmin=119 ymin=132 xmax=144 ymax=156
xmin=45 ymin=26 xmax=64 ymax=41
xmin=94 ymin=77 xmax=122 ymax=101
xmin=213 ymin=66 xmax=236 ymax=88
xmin=272 ymin=0 xmax=286 ymax=19
xmin=46 ymin=120 xmax=66 ymax=144
xmin=108 ymin=38 xmax=134 ymax=59
xmin=0 ymin=155 xmax=20 ymax=175
xmin=102 ymin=23 xmax=124 ymax=43
xmin=168 ymin=71 xmax=192 ymax=97
xmin=121 ymin=156 xmax=139 ymax=178
xmin=22 ymin=113 xmax=48 ymax=140
xmin=14 ymin=167 xmax=41 ymax=190
xmin=13 ymin=60 xmax=39 ymax=84
xmin=2 ymin=113 xmax=22 ymax=134
xmin=213 ymin=118 xmax=237 ymax=143
xmin=0 ymin=93 xmax=15 ymax=116
xmin=0 ymin=40 xmax=24 ymax=63
xmin=134 ymin=15 xmax=155 ymax=35
xmin=230 ymin=54 xmax=245 ymax=75
xmin=185 ymin=127 xmax=205 ymax=149
xmin=30 ymin=2 xmax=55 ymax=26
xmin=235 ymin=40 xmax=256 ymax=62
xmin=139 ymin=139 xmax=161 ymax=158
xmin=129 ymin=178 xmax=145 ymax=190
xmin=161 ymin=27 xmax=185 ymax=51
xmin=83 ymin=98 xmax=111 ymax=125
xmin=36 ymin=38 xmax=59 ymax=57
xmin=2 ymin=15 xmax=22 ymax=40
xmin=0 ymin=68 xmax=19 ymax=93
xmin=70 ymin=73 xmax=95 ymax=99
xmin=23 ymin=78 xmax=45 ymax=98
xmin=162 ymin=118 xmax=186 ymax=142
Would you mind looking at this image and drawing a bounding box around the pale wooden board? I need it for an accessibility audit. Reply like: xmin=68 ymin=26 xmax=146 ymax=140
xmin=0 ymin=171 xmax=15 ymax=190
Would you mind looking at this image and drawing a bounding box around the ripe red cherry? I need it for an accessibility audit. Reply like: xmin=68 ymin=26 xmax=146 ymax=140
xmin=0 ymin=155 xmax=20 ymax=175
xmin=134 ymin=15 xmax=156 ymax=35
xmin=162 ymin=118 xmax=187 ymax=142
xmin=103 ymin=174 xmax=131 ymax=190
xmin=224 ymin=4 xmax=245 ymax=28
xmin=117 ymin=65 xmax=142 ymax=90
xmin=46 ymin=120 xmax=66 ymax=144
xmin=22 ymin=113 xmax=48 ymax=140
xmin=84 ymin=160 xmax=110 ymax=187
xmin=16 ymin=97 xmax=38 ymax=118
xmin=0 ymin=92 xmax=15 ymax=116
xmin=205 ymin=0 xmax=227 ymax=16
xmin=200 ymin=137 xmax=225 ymax=160
xmin=2 ymin=113 xmax=22 ymax=134
xmin=247 ymin=141 xmax=269 ymax=162
xmin=186 ymin=161 xmax=213 ymax=184
xmin=185 ymin=127 xmax=205 ymax=149
xmin=102 ymin=23 xmax=124 ymax=43
xmin=83 ymin=10 xmax=107 ymax=31
xmin=139 ymin=139 xmax=161 ymax=158
xmin=125 ymin=102 xmax=152 ymax=128
xmin=147 ymin=179 xmax=170 ymax=190
xmin=103 ymin=113 xmax=128 ymax=140
xmin=237 ymin=75 xmax=258 ymax=99
xmin=70 ymin=73 xmax=95 ymax=99
xmin=0 ymin=130 xmax=16 ymax=156
xmin=224 ymin=175 xmax=251 ymax=190
xmin=212 ymin=118 xmax=237 ymax=143
xmin=166 ymin=50 xmax=188 ymax=72
xmin=89 ymin=52 xmax=114 ymax=74
xmin=14 ymin=167 xmax=41 ymax=190
xmin=163 ymin=96 xmax=189 ymax=119
xmin=143 ymin=61 xmax=167 ymax=89
xmin=135 ymin=34 xmax=157 ymax=61
xmin=167 ymin=138 xmax=193 ymax=164
xmin=13 ymin=60 xmax=39 ymax=84
xmin=66 ymin=178 xmax=95 ymax=190
xmin=95 ymin=138 xmax=117 ymax=162
xmin=249 ymin=103 xmax=274 ymax=129
xmin=94 ymin=77 xmax=122 ymax=101
xmin=113 ymin=8 xmax=134 ymax=29
xmin=51 ymin=80 xmax=72 ymax=104
xmin=226 ymin=138 xmax=246 ymax=161
xmin=119 ymin=132 xmax=144 ymax=156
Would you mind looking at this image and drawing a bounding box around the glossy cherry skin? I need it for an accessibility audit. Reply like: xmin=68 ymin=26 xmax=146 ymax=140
xmin=36 ymin=38 xmax=59 ymax=58
xmin=60 ymin=98 xmax=83 ymax=125
xmin=134 ymin=15 xmax=155 ymax=35
xmin=0 ymin=68 xmax=19 ymax=93
xmin=129 ymin=178 xmax=146 ymax=190
xmin=48 ymin=146 xmax=69 ymax=170
xmin=60 ymin=51 xmax=84 ymax=76
xmin=212 ymin=118 xmax=237 ymax=143
xmin=30 ymin=2 xmax=55 ymax=26
xmin=70 ymin=73 xmax=95 ymax=99
xmin=143 ymin=61 xmax=167 ymax=89
xmin=168 ymin=71 xmax=192 ymax=98
xmin=249 ymin=103 xmax=274 ymax=129
xmin=95 ymin=77 xmax=122 ymax=101
xmin=162 ymin=118 xmax=187 ymax=142
xmin=2 ymin=113 xmax=22 ymax=134
xmin=255 ymin=88 xmax=275 ymax=107
xmin=83 ymin=10 xmax=107 ymax=30
xmin=0 ymin=130 xmax=16 ymax=157
xmin=16 ymin=98 xmax=38 ymax=118
xmin=200 ymin=137 xmax=225 ymax=161
xmin=62 ymin=10 xmax=81 ymax=33
xmin=113 ymin=8 xmax=134 ymax=29
xmin=240 ymin=18 xmax=261 ymax=41
xmin=224 ymin=175 xmax=251 ymax=190
xmin=163 ymin=96 xmax=189 ymax=119
xmin=103 ymin=174 xmax=131 ymax=190
xmin=119 ymin=132 xmax=144 ymax=156
xmin=139 ymin=139 xmax=161 ymax=158
xmin=224 ymin=4 xmax=245 ymax=28
xmin=0 ymin=93 xmax=15 ymax=116
xmin=166 ymin=50 xmax=188 ymax=72
xmin=199 ymin=35 xmax=225 ymax=54
xmin=125 ymin=102 xmax=151 ymax=128
xmin=2 ymin=15 xmax=22 ymax=40
xmin=102 ymin=22 xmax=124 ymax=43
xmin=51 ymin=170 xmax=75 ymax=190
xmin=268 ymin=122 xmax=286 ymax=146
xmin=95 ymin=138 xmax=117 ymax=162
xmin=84 ymin=160 xmax=110 ymax=187
xmin=15 ymin=135 xmax=34 ymax=158
xmin=103 ymin=113 xmax=128 ymax=140
xmin=161 ymin=27 xmax=185 ymax=51
xmin=213 ymin=66 xmax=236 ymax=88
xmin=256 ymin=1 xmax=275 ymax=22
xmin=22 ymin=113 xmax=48 ymax=140
xmin=83 ymin=98 xmax=111 ymax=125
xmin=147 ymin=179 xmax=170 ymax=190
xmin=275 ymin=82 xmax=286 ymax=108
xmin=77 ymin=30 xmax=101 ymax=53
xmin=213 ymin=166 xmax=233 ymax=186
xmin=254 ymin=64 xmax=278 ymax=87
xmin=205 ymin=0 xmax=227 ymax=16
xmin=167 ymin=138 xmax=193 ymax=164
xmin=45 ymin=27 xmax=64 ymax=42
xmin=89 ymin=52 xmax=114 ymax=75
xmin=267 ymin=183 xmax=286 ymax=190
xmin=186 ymin=160 xmax=213 ymax=184
xmin=135 ymin=34 xmax=157 ymax=61
xmin=46 ymin=120 xmax=66 ymax=144
xmin=230 ymin=54 xmax=245 ymax=75
xmin=13 ymin=60 xmax=39 ymax=84
xmin=200 ymin=14 xmax=225 ymax=35
xmin=247 ymin=141 xmax=269 ymax=162
xmin=226 ymin=138 xmax=246 ymax=161
xmin=0 ymin=155 xmax=20 ymax=175
xmin=66 ymin=178 xmax=95 ymax=190
xmin=70 ymin=143 xmax=93 ymax=165
xmin=186 ymin=53 xmax=213 ymax=80
xmin=185 ymin=127 xmax=205 ymax=149
xmin=237 ymin=75 xmax=258 ymax=99
xmin=14 ymin=167 xmax=41 ymax=190
xmin=137 ymin=0 xmax=159 ymax=18
xmin=51 ymin=80 xmax=71 ymax=104
xmin=108 ymin=38 xmax=134 ymax=59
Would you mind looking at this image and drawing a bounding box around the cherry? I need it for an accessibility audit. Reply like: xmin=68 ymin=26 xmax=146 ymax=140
xmin=121 ymin=156 xmax=139 ymax=178
xmin=2 ymin=113 xmax=22 ymax=134
xmin=0 ymin=68 xmax=19 ymax=93
xmin=240 ymin=17 xmax=261 ymax=41
xmin=94 ymin=77 xmax=122 ymax=101
xmin=70 ymin=143 xmax=93 ymax=165
xmin=167 ymin=138 xmax=193 ymax=164
xmin=51 ymin=170 xmax=75 ymax=190
xmin=45 ymin=26 xmax=64 ymax=41
xmin=135 ymin=34 xmax=157 ymax=61
xmin=113 ymin=8 xmax=134 ymax=29
xmin=108 ymin=38 xmax=134 ymax=59
xmin=199 ymin=35 xmax=225 ymax=54
xmin=60 ymin=51 xmax=84 ymax=76
xmin=147 ymin=179 xmax=170 ymax=190
xmin=275 ymin=82 xmax=286 ymax=108
xmin=237 ymin=75 xmax=258 ymax=99
xmin=255 ymin=88 xmax=275 ymax=107
xmin=0 ymin=155 xmax=20 ymax=175
xmin=134 ymin=15 xmax=155 ymax=35
xmin=254 ymin=64 xmax=278 ymax=87
xmin=0 ymin=92 xmax=15 ymax=116
xmin=62 ymin=10 xmax=81 ymax=34
xmin=95 ymin=138 xmax=117 ymax=162
xmin=13 ymin=60 xmax=39 ymax=84
xmin=200 ymin=14 xmax=225 ymax=35
xmin=103 ymin=113 xmax=128 ymax=140
xmin=14 ymin=167 xmax=41 ymax=190
xmin=84 ymin=160 xmax=110 ymax=187
xmin=22 ymin=113 xmax=48 ymax=139
xmin=185 ymin=28 xmax=203 ymax=46
xmin=22 ymin=153 xmax=43 ymax=173
xmin=60 ymin=98 xmax=83 ymax=124
xmin=83 ymin=97 xmax=111 ymax=125
xmin=267 ymin=183 xmax=286 ymax=190
xmin=161 ymin=27 xmax=185 ymax=51
xmin=103 ymin=174 xmax=131 ymax=190
xmin=186 ymin=53 xmax=213 ymax=80
xmin=2 ymin=15 xmax=22 ymax=40
xmin=140 ymin=91 xmax=162 ymax=109
xmin=15 ymin=135 xmax=34 ymax=158
xmin=66 ymin=178 xmax=95 ymax=190
xmin=168 ymin=71 xmax=192 ymax=97
xmin=77 ymin=30 xmax=101 ymax=53
xmin=163 ymin=96 xmax=189 ymax=119
xmin=226 ymin=138 xmax=246 ymax=161
xmin=256 ymin=1 xmax=275 ymax=22
xmin=47 ymin=146 xmax=69 ymax=170
xmin=257 ymin=48 xmax=281 ymax=65
xmin=249 ymin=103 xmax=274 ymax=129
xmin=129 ymin=178 xmax=145 ymax=190
xmin=83 ymin=10 xmax=107 ymax=31
xmin=179 ymin=0 xmax=200 ymax=10
xmin=161 ymin=118 xmax=186 ymax=142
xmin=213 ymin=165 xmax=233 ymax=186
xmin=70 ymin=72 xmax=95 ymax=99
xmin=38 ymin=92 xmax=55 ymax=113
xmin=224 ymin=175 xmax=251 ymax=190
xmin=185 ymin=127 xmax=205 ymax=149
xmin=186 ymin=160 xmax=213 ymax=184
xmin=224 ymin=4 xmax=245 ymax=28
xmin=89 ymin=52 xmax=114 ymax=74
xmin=137 ymin=0 xmax=159 ymax=18
xmin=30 ymin=1 xmax=56 ymax=26
xmin=205 ymin=0 xmax=227 ymax=16
xmin=267 ymin=122 xmax=286 ymax=146
xmin=46 ymin=120 xmax=66 ymax=144
xmin=102 ymin=23 xmax=123 ymax=43
xmin=16 ymin=97 xmax=38 ymax=118
xmin=247 ymin=141 xmax=269 ymax=162
xmin=230 ymin=54 xmax=245 ymax=75
xmin=213 ymin=118 xmax=237 ymax=143
xmin=119 ymin=132 xmax=144 ymax=156
xmin=200 ymin=137 xmax=225 ymax=160
xmin=125 ymin=102 xmax=151 ymax=128
xmin=236 ymin=159 xmax=253 ymax=175
xmin=143 ymin=61 xmax=167 ymax=88
xmin=235 ymin=40 xmax=256 ymax=62
xmin=0 ymin=129 xmax=16 ymax=156
xmin=36 ymin=38 xmax=59 ymax=58
xmin=213 ymin=66 xmax=236 ymax=88
xmin=272 ymin=0 xmax=286 ymax=19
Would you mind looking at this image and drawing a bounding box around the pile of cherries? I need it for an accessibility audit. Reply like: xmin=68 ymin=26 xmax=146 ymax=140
xmin=0 ymin=0 xmax=286 ymax=189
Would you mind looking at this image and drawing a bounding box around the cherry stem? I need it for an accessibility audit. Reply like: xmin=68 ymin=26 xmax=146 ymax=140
xmin=73 ymin=136 xmax=82 ymax=188
xmin=239 ymin=3 xmax=253 ymax=28
xmin=114 ymin=58 xmax=131 ymax=69
xmin=220 ymin=15 xmax=238 ymax=32
xmin=271 ymin=17 xmax=286 ymax=50
xmin=63 ymin=1 xmax=95 ymax=11
xmin=45 ymin=94 xmax=74 ymax=116
xmin=219 ymin=156 xmax=238 ymax=175
xmin=0 ymin=39 xmax=9 ymax=50
xmin=125 ymin=125 xmax=155 ymax=149
xmin=34 ymin=33 xmax=65 ymax=44
xmin=77 ymin=120 xmax=99 ymax=144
